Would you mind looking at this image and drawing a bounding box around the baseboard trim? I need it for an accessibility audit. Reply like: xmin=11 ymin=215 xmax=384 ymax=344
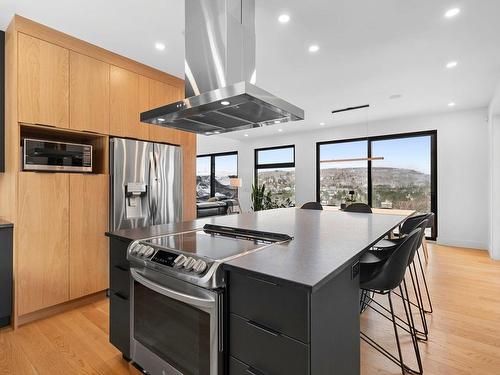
xmin=436 ymin=238 xmax=488 ymax=252
xmin=16 ymin=291 xmax=107 ymax=328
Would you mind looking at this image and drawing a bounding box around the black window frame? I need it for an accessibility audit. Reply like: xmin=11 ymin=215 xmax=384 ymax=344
xmin=316 ymin=130 xmax=438 ymax=239
xmin=254 ymin=144 xmax=296 ymax=184
xmin=196 ymin=151 xmax=238 ymax=200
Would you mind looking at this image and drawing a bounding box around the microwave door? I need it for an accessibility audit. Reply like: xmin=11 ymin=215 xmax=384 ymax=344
xmin=152 ymin=143 xmax=183 ymax=225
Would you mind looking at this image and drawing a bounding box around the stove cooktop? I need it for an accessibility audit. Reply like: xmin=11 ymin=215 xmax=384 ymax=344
xmin=127 ymin=224 xmax=293 ymax=289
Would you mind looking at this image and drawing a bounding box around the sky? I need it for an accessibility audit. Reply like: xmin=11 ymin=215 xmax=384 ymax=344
xmin=320 ymin=135 xmax=431 ymax=175
xmin=197 ymin=154 xmax=238 ymax=176
xmin=197 ymin=135 xmax=432 ymax=177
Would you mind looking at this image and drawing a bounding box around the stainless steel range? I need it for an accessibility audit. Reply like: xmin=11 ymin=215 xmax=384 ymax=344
xmin=127 ymin=224 xmax=292 ymax=375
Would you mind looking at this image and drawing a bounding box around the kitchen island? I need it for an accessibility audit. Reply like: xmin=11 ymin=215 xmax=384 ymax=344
xmin=106 ymin=208 xmax=410 ymax=374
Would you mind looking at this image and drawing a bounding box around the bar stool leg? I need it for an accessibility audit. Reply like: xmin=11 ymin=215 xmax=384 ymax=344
xmin=400 ymin=280 xmax=424 ymax=375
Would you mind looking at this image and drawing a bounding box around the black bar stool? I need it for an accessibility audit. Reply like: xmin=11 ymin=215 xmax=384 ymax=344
xmin=364 ymin=219 xmax=430 ymax=342
xmin=371 ymin=213 xmax=434 ymax=332
xmin=360 ymin=228 xmax=424 ymax=375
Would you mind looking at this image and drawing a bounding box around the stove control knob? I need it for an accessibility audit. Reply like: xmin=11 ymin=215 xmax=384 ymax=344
xmin=184 ymin=257 xmax=196 ymax=271
xmin=144 ymin=247 xmax=155 ymax=258
xmin=138 ymin=245 xmax=147 ymax=256
xmin=173 ymin=254 xmax=187 ymax=268
xmin=193 ymin=260 xmax=207 ymax=274
xmin=130 ymin=243 xmax=140 ymax=254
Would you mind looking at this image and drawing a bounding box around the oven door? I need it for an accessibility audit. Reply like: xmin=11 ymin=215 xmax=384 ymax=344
xmin=130 ymin=267 xmax=222 ymax=375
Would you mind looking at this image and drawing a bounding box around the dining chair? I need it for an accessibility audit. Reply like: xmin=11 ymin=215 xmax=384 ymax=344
xmin=343 ymin=203 xmax=372 ymax=213
xmin=300 ymin=202 xmax=323 ymax=210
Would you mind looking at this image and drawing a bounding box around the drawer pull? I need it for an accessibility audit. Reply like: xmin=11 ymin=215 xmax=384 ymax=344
xmin=247 ymin=320 xmax=280 ymax=337
xmin=113 ymin=292 xmax=128 ymax=301
xmin=246 ymin=367 xmax=265 ymax=375
xmin=247 ymin=275 xmax=277 ymax=286
xmin=114 ymin=265 xmax=128 ymax=272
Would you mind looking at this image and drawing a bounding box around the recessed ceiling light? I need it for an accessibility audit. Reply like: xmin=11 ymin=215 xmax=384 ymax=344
xmin=221 ymin=101 xmax=230 ymax=106
xmin=278 ymin=14 xmax=290 ymax=23
xmin=308 ymin=44 xmax=320 ymax=53
xmin=244 ymin=134 xmax=249 ymax=137
xmin=157 ymin=118 xmax=165 ymax=122
xmin=278 ymin=128 xmax=283 ymax=132
xmin=155 ymin=42 xmax=166 ymax=51
xmin=389 ymin=94 xmax=403 ymax=100
xmin=214 ymin=131 xmax=221 ymax=134
xmin=274 ymin=120 xmax=281 ymax=124
xmin=320 ymin=122 xmax=325 ymax=126
xmin=444 ymin=8 xmax=461 ymax=18
xmin=446 ymin=61 xmax=458 ymax=69
xmin=448 ymin=102 xmax=456 ymax=107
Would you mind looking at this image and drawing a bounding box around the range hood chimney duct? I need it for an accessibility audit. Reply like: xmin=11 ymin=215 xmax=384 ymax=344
xmin=140 ymin=0 xmax=304 ymax=135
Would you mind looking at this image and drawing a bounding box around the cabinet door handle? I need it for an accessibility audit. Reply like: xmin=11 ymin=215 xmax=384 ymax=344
xmin=246 ymin=320 xmax=279 ymax=337
xmin=113 ymin=291 xmax=128 ymax=301
xmin=247 ymin=275 xmax=277 ymax=286
xmin=246 ymin=366 xmax=265 ymax=375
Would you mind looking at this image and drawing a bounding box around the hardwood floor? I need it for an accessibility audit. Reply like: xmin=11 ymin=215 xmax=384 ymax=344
xmin=361 ymin=244 xmax=500 ymax=374
xmin=0 ymin=244 xmax=499 ymax=374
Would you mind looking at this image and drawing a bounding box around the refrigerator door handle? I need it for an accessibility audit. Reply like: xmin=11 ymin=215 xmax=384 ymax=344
xmin=148 ymin=149 xmax=157 ymax=225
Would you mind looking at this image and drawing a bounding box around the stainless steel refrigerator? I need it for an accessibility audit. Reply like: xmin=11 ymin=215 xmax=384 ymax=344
xmin=110 ymin=138 xmax=182 ymax=231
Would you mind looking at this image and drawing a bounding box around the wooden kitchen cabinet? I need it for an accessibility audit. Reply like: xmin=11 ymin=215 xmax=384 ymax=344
xmin=109 ymin=66 xmax=150 ymax=139
xmin=18 ymin=33 xmax=70 ymax=128
xmin=148 ymin=79 xmax=183 ymax=145
xmin=70 ymin=51 xmax=110 ymax=133
xmin=69 ymin=174 xmax=109 ymax=299
xmin=17 ymin=173 xmax=70 ymax=316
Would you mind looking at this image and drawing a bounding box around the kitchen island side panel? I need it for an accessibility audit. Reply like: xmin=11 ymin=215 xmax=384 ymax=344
xmin=310 ymin=264 xmax=360 ymax=374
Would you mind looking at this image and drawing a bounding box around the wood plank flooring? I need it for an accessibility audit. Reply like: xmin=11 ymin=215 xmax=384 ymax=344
xmin=0 ymin=244 xmax=499 ymax=374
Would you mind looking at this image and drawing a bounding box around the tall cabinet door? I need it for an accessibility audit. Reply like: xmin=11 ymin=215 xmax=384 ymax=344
xmin=148 ymin=79 xmax=183 ymax=145
xmin=70 ymin=52 xmax=110 ymax=133
xmin=109 ymin=66 xmax=150 ymax=139
xmin=69 ymin=174 xmax=109 ymax=299
xmin=17 ymin=173 xmax=70 ymax=315
xmin=18 ymin=34 xmax=69 ymax=128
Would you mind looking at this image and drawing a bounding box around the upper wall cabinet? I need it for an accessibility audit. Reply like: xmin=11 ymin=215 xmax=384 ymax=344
xmin=110 ymin=66 xmax=150 ymax=140
xmin=18 ymin=33 xmax=70 ymax=128
xmin=70 ymin=52 xmax=110 ymax=134
xmin=148 ymin=79 xmax=183 ymax=145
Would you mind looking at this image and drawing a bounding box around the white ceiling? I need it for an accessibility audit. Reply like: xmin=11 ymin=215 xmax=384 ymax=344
xmin=2 ymin=0 xmax=500 ymax=140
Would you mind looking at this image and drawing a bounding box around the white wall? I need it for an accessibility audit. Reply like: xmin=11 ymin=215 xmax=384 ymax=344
xmin=488 ymin=82 xmax=500 ymax=259
xmin=198 ymin=108 xmax=491 ymax=251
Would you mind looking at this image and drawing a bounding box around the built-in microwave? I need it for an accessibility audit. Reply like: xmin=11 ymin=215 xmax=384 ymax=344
xmin=22 ymin=138 xmax=93 ymax=172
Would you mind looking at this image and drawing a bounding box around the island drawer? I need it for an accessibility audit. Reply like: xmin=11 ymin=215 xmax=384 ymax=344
xmin=230 ymin=313 xmax=310 ymax=375
xmin=228 ymin=271 xmax=310 ymax=343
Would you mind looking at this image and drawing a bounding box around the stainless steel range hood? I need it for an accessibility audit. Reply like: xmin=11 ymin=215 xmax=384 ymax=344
xmin=140 ymin=0 xmax=304 ymax=135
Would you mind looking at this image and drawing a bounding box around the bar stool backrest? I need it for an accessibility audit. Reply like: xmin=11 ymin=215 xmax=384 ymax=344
xmin=401 ymin=213 xmax=431 ymax=235
xmin=344 ymin=203 xmax=372 ymax=213
xmin=361 ymin=228 xmax=422 ymax=291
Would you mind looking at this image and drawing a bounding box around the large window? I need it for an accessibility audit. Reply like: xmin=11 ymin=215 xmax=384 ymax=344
xmin=196 ymin=152 xmax=238 ymax=201
xmin=317 ymin=131 xmax=437 ymax=238
xmin=255 ymin=145 xmax=295 ymax=205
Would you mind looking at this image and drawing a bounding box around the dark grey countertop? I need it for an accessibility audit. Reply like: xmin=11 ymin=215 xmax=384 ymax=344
xmin=0 ymin=219 xmax=13 ymax=229
xmin=106 ymin=208 xmax=409 ymax=291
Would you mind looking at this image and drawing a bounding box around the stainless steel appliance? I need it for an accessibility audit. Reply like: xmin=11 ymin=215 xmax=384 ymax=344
xmin=140 ymin=0 xmax=304 ymax=135
xmin=23 ymin=138 xmax=92 ymax=172
xmin=110 ymin=138 xmax=182 ymax=231
xmin=127 ymin=224 xmax=293 ymax=375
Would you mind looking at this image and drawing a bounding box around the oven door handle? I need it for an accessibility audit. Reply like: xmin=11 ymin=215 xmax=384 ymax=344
xmin=130 ymin=268 xmax=216 ymax=309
